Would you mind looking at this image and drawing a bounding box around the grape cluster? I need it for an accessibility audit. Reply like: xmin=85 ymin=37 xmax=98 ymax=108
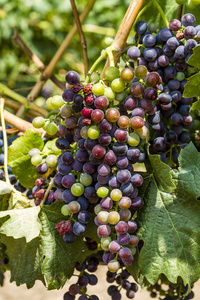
xmin=106 ymin=268 xmax=138 ymax=299
xmin=63 ymin=256 xmax=100 ymax=300
xmin=131 ymin=14 xmax=199 ymax=164
xmin=147 ymin=278 xmax=195 ymax=300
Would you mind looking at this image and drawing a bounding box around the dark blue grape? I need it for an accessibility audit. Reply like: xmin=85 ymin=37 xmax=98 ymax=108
xmin=63 ymin=232 xmax=75 ymax=244
xmin=143 ymin=34 xmax=156 ymax=47
xmin=62 ymin=89 xmax=75 ymax=102
xmin=73 ymin=222 xmax=86 ymax=235
xmin=135 ymin=20 xmax=147 ymax=34
xmin=143 ymin=48 xmax=157 ymax=61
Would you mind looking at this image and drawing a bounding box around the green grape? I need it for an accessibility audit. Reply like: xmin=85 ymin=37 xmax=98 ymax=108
xmin=32 ymin=116 xmax=45 ymax=128
xmin=111 ymin=78 xmax=126 ymax=93
xmin=108 ymin=260 xmax=120 ymax=272
xmin=45 ymin=122 xmax=58 ymax=135
xmin=108 ymin=211 xmax=120 ymax=225
xmin=88 ymin=125 xmax=100 ymax=139
xmin=176 ymin=72 xmax=185 ymax=81
xmin=104 ymin=87 xmax=115 ymax=101
xmin=101 ymin=236 xmax=111 ymax=247
xmin=35 ymin=97 xmax=46 ymax=108
xmin=101 ymin=244 xmax=109 ymax=251
xmin=80 ymin=173 xmax=93 ymax=186
xmin=128 ymin=132 xmax=140 ymax=146
xmin=92 ymin=83 xmax=105 ymax=96
xmin=176 ymin=0 xmax=186 ymax=4
xmin=103 ymin=37 xmax=113 ymax=47
xmin=31 ymin=154 xmax=42 ymax=166
xmin=110 ymin=189 xmax=122 ymax=201
xmin=130 ymin=247 xmax=137 ymax=255
xmin=148 ymin=22 xmax=157 ymax=33
xmin=97 ymin=187 xmax=109 ymax=198
xmin=136 ymin=126 xmax=150 ymax=139
xmin=105 ymin=66 xmax=120 ymax=81
xmin=51 ymin=95 xmax=65 ymax=109
xmin=97 ymin=211 xmax=109 ymax=224
xmin=46 ymin=97 xmax=55 ymax=110
xmin=71 ymin=183 xmax=84 ymax=196
xmin=46 ymin=154 xmax=57 ymax=168
xmin=135 ymin=65 xmax=148 ymax=79
xmin=60 ymin=104 xmax=72 ymax=118
xmin=61 ymin=204 xmax=71 ymax=216
xmin=115 ymin=91 xmax=127 ymax=102
xmin=94 ymin=204 xmax=101 ymax=215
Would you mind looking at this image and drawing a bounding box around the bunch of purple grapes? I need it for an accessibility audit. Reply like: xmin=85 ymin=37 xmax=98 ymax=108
xmin=130 ymin=13 xmax=199 ymax=164
xmin=63 ymin=256 xmax=100 ymax=300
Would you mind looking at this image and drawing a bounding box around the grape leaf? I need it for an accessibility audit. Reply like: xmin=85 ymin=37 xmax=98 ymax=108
xmin=183 ymin=73 xmax=200 ymax=98
xmin=40 ymin=202 xmax=98 ymax=290
xmin=0 ymin=182 xmax=14 ymax=195
xmin=1 ymin=235 xmax=45 ymax=288
xmin=7 ymin=129 xmax=44 ymax=188
xmin=130 ymin=145 xmax=200 ymax=287
xmin=191 ymin=99 xmax=200 ymax=116
xmin=186 ymin=45 xmax=200 ymax=69
xmin=0 ymin=206 xmax=41 ymax=242
xmin=8 ymin=190 xmax=31 ymax=209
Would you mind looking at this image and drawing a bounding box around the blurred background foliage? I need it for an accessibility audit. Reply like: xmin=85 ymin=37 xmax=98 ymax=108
xmin=0 ymin=0 xmax=200 ymax=99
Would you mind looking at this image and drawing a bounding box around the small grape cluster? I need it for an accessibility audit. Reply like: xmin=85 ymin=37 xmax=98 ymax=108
xmin=32 ymin=178 xmax=55 ymax=205
xmin=63 ymin=256 xmax=100 ymax=300
xmin=106 ymin=268 xmax=138 ymax=299
xmin=147 ymin=279 xmax=195 ymax=300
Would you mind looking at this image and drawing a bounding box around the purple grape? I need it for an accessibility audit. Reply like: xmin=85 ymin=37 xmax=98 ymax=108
xmin=131 ymin=197 xmax=144 ymax=209
xmin=143 ymin=34 xmax=156 ymax=47
xmin=56 ymin=138 xmax=69 ymax=150
xmin=117 ymin=169 xmax=131 ymax=184
xmin=167 ymin=37 xmax=179 ymax=50
xmin=100 ymin=197 xmax=113 ymax=210
xmin=135 ymin=20 xmax=147 ymax=34
xmin=97 ymin=225 xmax=111 ymax=237
xmin=117 ymin=233 xmax=131 ymax=245
xmin=103 ymin=252 xmax=115 ymax=264
xmin=65 ymin=71 xmax=80 ymax=85
xmin=115 ymin=221 xmax=128 ymax=234
xmin=62 ymin=89 xmax=75 ymax=102
xmin=72 ymin=159 xmax=83 ymax=172
xmin=182 ymin=13 xmax=195 ymax=26
xmin=77 ymin=197 xmax=89 ymax=210
xmin=109 ymin=176 xmax=120 ymax=189
xmin=169 ymin=19 xmax=181 ymax=31
xmin=131 ymin=174 xmax=143 ymax=187
xmin=131 ymin=107 xmax=145 ymax=118
xmin=84 ymin=139 xmax=98 ymax=151
xmin=153 ymin=137 xmax=166 ymax=152
xmin=73 ymin=222 xmax=86 ymax=235
xmin=54 ymin=189 xmax=63 ymax=201
xmin=78 ymin=275 xmax=89 ymax=287
xmin=171 ymin=90 xmax=182 ymax=103
xmin=78 ymin=210 xmax=91 ymax=224
xmin=63 ymin=189 xmax=76 ymax=203
xmin=63 ymin=232 xmax=75 ymax=244
xmin=171 ymin=113 xmax=183 ymax=125
xmin=104 ymin=150 xmax=117 ymax=165
xmin=62 ymin=174 xmax=76 ymax=188
xmin=99 ymin=119 xmax=112 ymax=133
xmin=57 ymin=163 xmax=72 ymax=175
xmin=179 ymin=131 xmax=191 ymax=143
xmin=127 ymin=220 xmax=137 ymax=233
xmin=36 ymin=163 xmax=48 ymax=174
xmin=83 ymin=162 xmax=96 ymax=174
xmin=158 ymin=55 xmax=169 ymax=67
xmin=84 ymin=186 xmax=98 ymax=203
xmin=127 ymin=47 xmax=141 ymax=60
xmin=116 ymin=156 xmax=129 ymax=169
xmin=98 ymin=134 xmax=111 ymax=146
xmin=76 ymin=150 xmax=89 ymax=163
xmin=185 ymin=39 xmax=197 ymax=53
xmin=54 ymin=173 xmax=64 ymax=188
xmin=143 ymin=48 xmax=157 ymax=62
xmin=119 ymin=247 xmax=132 ymax=260
xmin=65 ymin=117 xmax=77 ymax=129
xmin=159 ymin=28 xmax=173 ymax=41
xmin=144 ymin=87 xmax=157 ymax=101
xmin=127 ymin=147 xmax=140 ymax=163
xmin=97 ymin=164 xmax=110 ymax=176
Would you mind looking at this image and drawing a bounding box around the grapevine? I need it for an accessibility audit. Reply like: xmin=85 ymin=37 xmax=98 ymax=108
xmin=1 ymin=1 xmax=200 ymax=300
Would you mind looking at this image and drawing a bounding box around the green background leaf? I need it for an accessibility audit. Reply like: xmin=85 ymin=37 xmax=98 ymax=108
xmin=7 ymin=130 xmax=44 ymax=188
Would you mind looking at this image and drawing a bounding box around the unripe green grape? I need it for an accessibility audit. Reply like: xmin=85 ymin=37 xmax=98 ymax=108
xmin=136 ymin=126 xmax=150 ymax=139
xmin=94 ymin=204 xmax=101 ymax=215
xmin=104 ymin=87 xmax=115 ymax=101
xmin=29 ymin=148 xmax=41 ymax=157
xmin=32 ymin=116 xmax=45 ymax=128
xmin=71 ymin=183 xmax=84 ymax=196
xmin=186 ymin=0 xmax=199 ymax=8
xmin=97 ymin=187 xmax=109 ymax=198
xmin=108 ymin=211 xmax=120 ymax=225
xmin=135 ymin=65 xmax=148 ymax=79
xmin=46 ymin=154 xmax=57 ymax=168
xmin=68 ymin=201 xmax=81 ymax=213
xmin=108 ymin=260 xmax=120 ymax=272
xmin=101 ymin=236 xmax=111 ymax=247
xmin=111 ymin=78 xmax=126 ymax=93
xmin=148 ymin=22 xmax=157 ymax=33
xmin=110 ymin=189 xmax=122 ymax=201
xmin=101 ymin=244 xmax=109 ymax=251
xmin=115 ymin=91 xmax=126 ymax=102
xmin=97 ymin=211 xmax=109 ymax=224
xmin=92 ymin=83 xmax=105 ymax=96
xmin=60 ymin=104 xmax=72 ymax=118
xmin=51 ymin=95 xmax=65 ymax=109
xmin=105 ymin=66 xmax=120 ymax=81
xmin=176 ymin=0 xmax=186 ymax=4
xmin=80 ymin=174 xmax=93 ymax=186
xmin=176 ymin=72 xmax=185 ymax=82
xmin=31 ymin=154 xmax=42 ymax=166
xmin=88 ymin=125 xmax=100 ymax=139
xmin=46 ymin=97 xmax=55 ymax=110
xmin=103 ymin=37 xmax=113 ymax=47
xmin=80 ymin=126 xmax=89 ymax=139
xmin=61 ymin=204 xmax=70 ymax=216
xmin=128 ymin=132 xmax=140 ymax=146
xmin=45 ymin=122 xmax=58 ymax=136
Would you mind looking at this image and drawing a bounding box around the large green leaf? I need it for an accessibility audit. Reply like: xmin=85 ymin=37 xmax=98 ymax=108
xmin=131 ymin=144 xmax=200 ymax=287
xmin=183 ymin=73 xmax=200 ymax=98
xmin=191 ymin=99 xmax=200 ymax=116
xmin=7 ymin=130 xmax=44 ymax=188
xmin=0 ymin=206 xmax=41 ymax=242
xmin=185 ymin=45 xmax=200 ymax=69
xmin=40 ymin=202 xmax=98 ymax=289
xmin=1 ymin=235 xmax=45 ymax=288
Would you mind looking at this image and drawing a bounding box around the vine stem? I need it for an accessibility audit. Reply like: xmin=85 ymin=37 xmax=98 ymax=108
xmin=3 ymin=98 xmax=41 ymax=118
xmin=0 ymin=83 xmax=48 ymax=116
xmin=27 ymin=0 xmax=96 ymax=101
xmin=152 ymin=0 xmax=169 ymax=28
xmin=102 ymin=0 xmax=145 ymax=76
xmin=70 ymin=0 xmax=89 ymax=77
xmin=0 ymin=98 xmax=10 ymax=184
xmin=40 ymin=178 xmax=54 ymax=206
xmin=12 ymin=28 xmax=66 ymax=91
xmin=177 ymin=5 xmax=183 ymax=21
xmin=85 ymin=50 xmax=108 ymax=83
xmin=133 ymin=1 xmax=153 ymax=26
